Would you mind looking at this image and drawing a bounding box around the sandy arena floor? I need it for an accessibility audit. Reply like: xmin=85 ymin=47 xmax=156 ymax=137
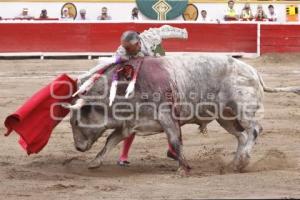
xmin=0 ymin=54 xmax=300 ymax=199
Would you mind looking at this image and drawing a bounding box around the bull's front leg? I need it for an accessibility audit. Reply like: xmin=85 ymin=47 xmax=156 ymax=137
xmin=88 ymin=128 xmax=125 ymax=169
xmin=159 ymin=112 xmax=191 ymax=175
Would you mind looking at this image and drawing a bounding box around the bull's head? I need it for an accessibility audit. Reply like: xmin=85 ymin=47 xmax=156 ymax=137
xmin=64 ymin=98 xmax=111 ymax=152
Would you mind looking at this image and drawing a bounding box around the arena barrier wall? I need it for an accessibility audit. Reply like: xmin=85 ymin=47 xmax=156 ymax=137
xmin=0 ymin=21 xmax=298 ymax=56
xmin=260 ymin=24 xmax=300 ymax=54
xmin=0 ymin=21 xmax=257 ymax=55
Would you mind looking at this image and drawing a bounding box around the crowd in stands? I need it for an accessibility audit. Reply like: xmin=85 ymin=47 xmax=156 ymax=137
xmin=0 ymin=6 xmax=139 ymax=21
xmin=0 ymin=2 xmax=278 ymax=22
xmin=223 ymin=0 xmax=277 ymax=21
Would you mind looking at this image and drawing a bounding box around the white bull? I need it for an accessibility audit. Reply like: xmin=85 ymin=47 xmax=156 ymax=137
xmin=66 ymin=54 xmax=300 ymax=174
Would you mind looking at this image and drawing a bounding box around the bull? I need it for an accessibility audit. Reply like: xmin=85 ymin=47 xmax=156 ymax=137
xmin=65 ymin=54 xmax=300 ymax=173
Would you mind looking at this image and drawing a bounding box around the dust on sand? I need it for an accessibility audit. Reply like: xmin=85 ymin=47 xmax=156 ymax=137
xmin=0 ymin=54 xmax=300 ymax=199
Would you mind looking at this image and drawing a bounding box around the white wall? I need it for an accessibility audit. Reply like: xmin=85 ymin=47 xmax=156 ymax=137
xmin=0 ymin=2 xmax=296 ymax=22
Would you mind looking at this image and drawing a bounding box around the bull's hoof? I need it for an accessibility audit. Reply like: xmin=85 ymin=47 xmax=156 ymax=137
xmin=88 ymin=159 xmax=102 ymax=169
xmin=199 ymin=126 xmax=208 ymax=136
xmin=176 ymin=167 xmax=190 ymax=177
xmin=233 ymin=164 xmax=247 ymax=173
xmin=232 ymin=154 xmax=250 ymax=172
xmin=223 ymin=162 xmax=238 ymax=174
xmin=198 ymin=123 xmax=208 ymax=136
xmin=235 ymin=162 xmax=250 ymax=173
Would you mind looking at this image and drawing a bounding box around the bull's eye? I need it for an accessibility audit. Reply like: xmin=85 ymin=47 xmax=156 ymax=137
xmin=81 ymin=105 xmax=92 ymax=117
xmin=94 ymin=105 xmax=104 ymax=113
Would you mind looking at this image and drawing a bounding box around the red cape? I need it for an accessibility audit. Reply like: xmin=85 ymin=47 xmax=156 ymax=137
xmin=4 ymin=74 xmax=77 ymax=155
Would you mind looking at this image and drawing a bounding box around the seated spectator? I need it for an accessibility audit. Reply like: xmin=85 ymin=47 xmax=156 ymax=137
xmin=240 ymin=3 xmax=253 ymax=21
xmin=255 ymin=5 xmax=267 ymax=21
xmin=199 ymin=10 xmax=212 ymax=22
xmin=76 ymin=9 xmax=89 ymax=20
xmin=131 ymin=7 xmax=140 ymax=20
xmin=39 ymin=9 xmax=49 ymax=19
xmin=267 ymin=5 xmax=277 ymax=22
xmin=97 ymin=7 xmax=112 ymax=20
xmin=16 ymin=8 xmax=33 ymax=19
xmin=60 ymin=7 xmax=73 ymax=21
xmin=224 ymin=0 xmax=239 ymax=21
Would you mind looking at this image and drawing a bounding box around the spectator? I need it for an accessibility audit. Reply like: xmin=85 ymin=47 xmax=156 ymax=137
xmin=60 ymin=7 xmax=73 ymax=20
xmin=199 ymin=10 xmax=212 ymax=22
xmin=16 ymin=8 xmax=33 ymax=19
xmin=77 ymin=9 xmax=89 ymax=20
xmin=224 ymin=0 xmax=238 ymax=21
xmin=131 ymin=7 xmax=140 ymax=20
xmin=267 ymin=5 xmax=277 ymax=22
xmin=39 ymin=9 xmax=49 ymax=19
xmin=255 ymin=5 xmax=267 ymax=21
xmin=97 ymin=7 xmax=112 ymax=20
xmin=240 ymin=3 xmax=253 ymax=21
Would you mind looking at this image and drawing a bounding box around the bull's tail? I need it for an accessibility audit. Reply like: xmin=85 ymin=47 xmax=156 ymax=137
xmin=257 ymin=73 xmax=300 ymax=95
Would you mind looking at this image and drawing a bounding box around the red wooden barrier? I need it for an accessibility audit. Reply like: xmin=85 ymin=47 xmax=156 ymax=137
xmin=0 ymin=22 xmax=257 ymax=53
xmin=2 ymin=22 xmax=300 ymax=55
xmin=261 ymin=24 xmax=300 ymax=54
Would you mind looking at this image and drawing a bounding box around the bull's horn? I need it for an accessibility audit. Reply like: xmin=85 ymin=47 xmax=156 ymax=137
xmin=62 ymin=98 xmax=85 ymax=110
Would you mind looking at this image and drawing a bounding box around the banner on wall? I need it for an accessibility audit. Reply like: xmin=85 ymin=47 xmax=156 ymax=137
xmin=61 ymin=2 xmax=77 ymax=19
xmin=286 ymin=5 xmax=298 ymax=22
xmin=182 ymin=3 xmax=198 ymax=21
xmin=136 ymin=0 xmax=188 ymax=20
